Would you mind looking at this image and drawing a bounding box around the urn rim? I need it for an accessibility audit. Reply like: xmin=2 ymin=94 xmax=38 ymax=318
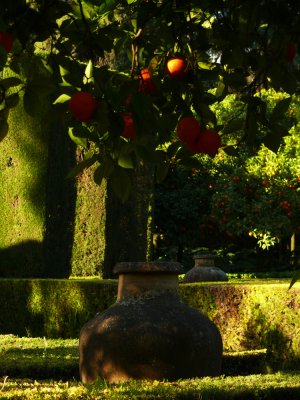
xmin=113 ymin=261 xmax=184 ymax=275
xmin=193 ymin=253 xmax=216 ymax=260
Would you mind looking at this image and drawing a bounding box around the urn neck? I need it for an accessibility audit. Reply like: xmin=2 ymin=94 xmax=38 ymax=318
xmin=117 ymin=273 xmax=179 ymax=301
xmin=194 ymin=255 xmax=215 ymax=268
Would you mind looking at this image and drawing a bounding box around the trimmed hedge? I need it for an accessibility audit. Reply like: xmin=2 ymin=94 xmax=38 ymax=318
xmin=179 ymin=281 xmax=300 ymax=370
xmin=0 ymin=279 xmax=299 ymax=370
xmin=0 ymin=69 xmax=48 ymax=277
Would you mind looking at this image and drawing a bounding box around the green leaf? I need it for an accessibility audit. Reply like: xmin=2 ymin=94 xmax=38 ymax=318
xmin=53 ymin=94 xmax=71 ymax=104
xmin=271 ymin=97 xmax=291 ymax=120
xmin=29 ymin=77 xmax=55 ymax=95
xmin=59 ymin=61 xmax=83 ymax=87
xmin=83 ymin=60 xmax=94 ymax=84
xmin=167 ymin=141 xmax=181 ymax=158
xmin=281 ymin=71 xmax=297 ymax=95
xmin=5 ymin=93 xmax=19 ymax=109
xmin=135 ymin=144 xmax=157 ymax=163
xmin=156 ymin=161 xmax=169 ymax=184
xmin=198 ymin=61 xmax=215 ymax=70
xmin=264 ymin=126 xmax=288 ymax=153
xmin=0 ymin=115 xmax=9 ymax=142
xmin=198 ymin=103 xmax=217 ymax=125
xmin=222 ymin=118 xmax=244 ymax=134
xmin=68 ymin=127 xmax=88 ymax=148
xmin=94 ymin=159 xmax=114 ymax=185
xmin=215 ymin=81 xmax=225 ymax=98
xmin=0 ymin=47 xmax=7 ymax=68
xmin=66 ymin=153 xmax=97 ymax=179
xmin=222 ymin=145 xmax=240 ymax=156
xmin=268 ymin=65 xmax=297 ymax=95
xmin=118 ymin=153 xmax=134 ymax=169
xmin=111 ymin=168 xmax=132 ymax=202
xmin=1 ymin=77 xmax=22 ymax=89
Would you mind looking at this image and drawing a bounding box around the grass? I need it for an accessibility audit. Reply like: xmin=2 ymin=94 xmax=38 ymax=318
xmin=0 ymin=335 xmax=271 ymax=380
xmin=0 ymin=336 xmax=79 ymax=380
xmin=0 ymin=373 xmax=299 ymax=399
xmin=0 ymin=335 xmax=299 ymax=398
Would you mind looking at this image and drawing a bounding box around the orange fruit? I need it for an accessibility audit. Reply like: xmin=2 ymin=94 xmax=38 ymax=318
xmin=0 ymin=32 xmax=13 ymax=53
xmin=286 ymin=42 xmax=296 ymax=62
xmin=195 ymin=129 xmax=221 ymax=155
xmin=166 ymin=57 xmax=187 ymax=79
xmin=176 ymin=116 xmax=201 ymax=144
xmin=121 ymin=112 xmax=136 ymax=140
xmin=138 ymin=68 xmax=157 ymax=95
xmin=68 ymin=91 xmax=98 ymax=122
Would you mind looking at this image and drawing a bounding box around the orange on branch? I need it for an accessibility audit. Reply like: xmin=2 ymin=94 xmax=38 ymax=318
xmin=286 ymin=42 xmax=297 ymax=62
xmin=196 ymin=129 xmax=222 ymax=155
xmin=68 ymin=91 xmax=98 ymax=122
xmin=0 ymin=32 xmax=13 ymax=53
xmin=176 ymin=116 xmax=201 ymax=144
xmin=138 ymin=68 xmax=157 ymax=95
xmin=121 ymin=112 xmax=136 ymax=140
xmin=166 ymin=57 xmax=187 ymax=79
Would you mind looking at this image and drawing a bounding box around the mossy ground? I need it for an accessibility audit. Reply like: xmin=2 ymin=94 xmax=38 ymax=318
xmin=0 ymin=373 xmax=299 ymax=399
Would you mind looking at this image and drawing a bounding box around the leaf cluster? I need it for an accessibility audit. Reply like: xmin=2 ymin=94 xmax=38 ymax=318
xmin=0 ymin=0 xmax=300 ymax=200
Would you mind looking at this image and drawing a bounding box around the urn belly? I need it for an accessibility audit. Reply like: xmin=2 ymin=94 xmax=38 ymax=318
xmin=79 ymin=261 xmax=223 ymax=383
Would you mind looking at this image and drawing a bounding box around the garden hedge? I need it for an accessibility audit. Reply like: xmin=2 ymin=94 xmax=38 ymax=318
xmin=0 ymin=279 xmax=299 ymax=370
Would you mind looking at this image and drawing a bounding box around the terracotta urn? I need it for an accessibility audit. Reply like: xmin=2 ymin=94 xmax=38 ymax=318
xmin=79 ymin=261 xmax=223 ymax=383
xmin=183 ymin=253 xmax=228 ymax=283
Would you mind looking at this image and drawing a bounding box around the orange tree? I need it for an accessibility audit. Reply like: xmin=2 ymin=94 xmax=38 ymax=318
xmin=154 ymin=89 xmax=300 ymax=272
xmin=1 ymin=1 xmax=300 ymax=191
xmin=210 ymin=91 xmax=300 ymax=264
xmin=1 ymin=1 xmax=300 ymax=281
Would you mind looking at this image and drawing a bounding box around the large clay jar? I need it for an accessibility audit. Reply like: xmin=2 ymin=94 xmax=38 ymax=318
xmin=79 ymin=261 xmax=223 ymax=384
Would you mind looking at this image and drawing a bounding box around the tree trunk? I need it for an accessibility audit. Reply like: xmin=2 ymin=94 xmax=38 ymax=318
xmin=103 ymin=163 xmax=154 ymax=278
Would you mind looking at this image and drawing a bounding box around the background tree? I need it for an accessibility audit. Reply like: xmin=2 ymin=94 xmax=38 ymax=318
xmin=1 ymin=0 xmax=300 ymax=282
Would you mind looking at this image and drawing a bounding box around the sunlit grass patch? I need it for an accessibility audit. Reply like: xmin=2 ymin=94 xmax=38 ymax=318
xmin=0 ymin=373 xmax=299 ymax=400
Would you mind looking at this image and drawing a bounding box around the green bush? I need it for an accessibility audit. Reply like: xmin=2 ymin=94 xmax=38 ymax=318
xmin=179 ymin=282 xmax=300 ymax=370
xmin=0 ymin=279 xmax=117 ymax=338
xmin=0 ymin=279 xmax=299 ymax=370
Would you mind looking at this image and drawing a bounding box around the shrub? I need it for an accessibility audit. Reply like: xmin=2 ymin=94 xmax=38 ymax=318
xmin=0 ymin=279 xmax=298 ymax=369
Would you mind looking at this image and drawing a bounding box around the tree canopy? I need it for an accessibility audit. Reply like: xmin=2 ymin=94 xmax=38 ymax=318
xmin=0 ymin=0 xmax=300 ymax=203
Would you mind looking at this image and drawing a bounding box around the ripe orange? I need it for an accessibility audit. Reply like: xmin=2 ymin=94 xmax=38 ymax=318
xmin=140 ymin=68 xmax=151 ymax=80
xmin=176 ymin=116 xmax=201 ymax=144
xmin=138 ymin=68 xmax=157 ymax=95
xmin=0 ymin=31 xmax=13 ymax=53
xmin=121 ymin=112 xmax=136 ymax=140
xmin=68 ymin=91 xmax=98 ymax=122
xmin=186 ymin=139 xmax=203 ymax=154
xmin=286 ymin=42 xmax=296 ymax=62
xmin=195 ymin=129 xmax=221 ymax=155
xmin=166 ymin=57 xmax=187 ymax=79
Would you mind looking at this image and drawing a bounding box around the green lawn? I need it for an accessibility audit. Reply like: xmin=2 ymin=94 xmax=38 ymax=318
xmin=0 ymin=335 xmax=299 ymax=399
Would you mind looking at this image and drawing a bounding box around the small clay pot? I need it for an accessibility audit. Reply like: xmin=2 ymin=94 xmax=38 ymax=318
xmin=79 ymin=261 xmax=222 ymax=383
